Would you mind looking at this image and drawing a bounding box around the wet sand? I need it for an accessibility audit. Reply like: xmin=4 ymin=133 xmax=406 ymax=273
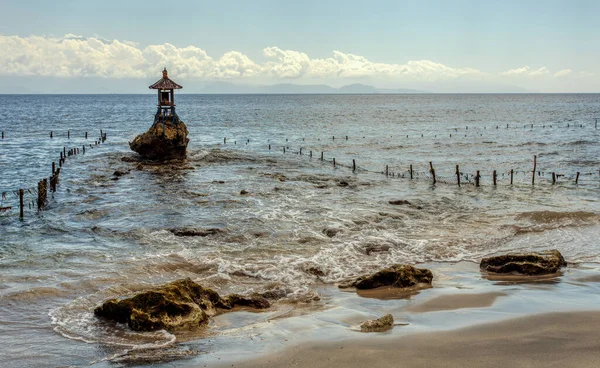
xmin=228 ymin=311 xmax=600 ymax=368
xmin=404 ymin=291 xmax=507 ymax=312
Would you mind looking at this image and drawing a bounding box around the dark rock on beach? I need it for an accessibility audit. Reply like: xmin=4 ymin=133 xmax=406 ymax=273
xmin=169 ymin=228 xmax=225 ymax=237
xmin=129 ymin=117 xmax=189 ymax=160
xmin=94 ymin=278 xmax=270 ymax=332
xmin=339 ymin=264 xmax=433 ymax=289
xmin=389 ymin=199 xmax=411 ymax=206
xmin=360 ymin=314 xmax=394 ymax=332
xmin=480 ymin=249 xmax=567 ymax=275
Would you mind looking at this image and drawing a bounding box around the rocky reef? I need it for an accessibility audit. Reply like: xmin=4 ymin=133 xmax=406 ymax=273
xmin=480 ymin=249 xmax=567 ymax=275
xmin=129 ymin=116 xmax=189 ymax=160
xmin=94 ymin=278 xmax=270 ymax=332
xmin=339 ymin=264 xmax=433 ymax=289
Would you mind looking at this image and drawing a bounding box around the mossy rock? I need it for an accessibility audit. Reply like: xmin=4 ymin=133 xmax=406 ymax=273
xmin=94 ymin=278 xmax=270 ymax=332
xmin=339 ymin=265 xmax=433 ymax=289
xmin=480 ymin=249 xmax=567 ymax=275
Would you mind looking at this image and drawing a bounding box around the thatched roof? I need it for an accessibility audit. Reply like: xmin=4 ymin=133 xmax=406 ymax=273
xmin=149 ymin=68 xmax=183 ymax=89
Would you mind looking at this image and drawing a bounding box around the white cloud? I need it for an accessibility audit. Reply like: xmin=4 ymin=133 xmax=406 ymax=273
xmin=553 ymin=69 xmax=572 ymax=77
xmin=0 ymin=34 xmax=484 ymax=82
xmin=501 ymin=66 xmax=530 ymax=76
xmin=528 ymin=67 xmax=549 ymax=76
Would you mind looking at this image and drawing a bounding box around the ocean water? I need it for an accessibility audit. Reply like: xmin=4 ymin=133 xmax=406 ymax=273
xmin=1 ymin=93 xmax=600 ymax=366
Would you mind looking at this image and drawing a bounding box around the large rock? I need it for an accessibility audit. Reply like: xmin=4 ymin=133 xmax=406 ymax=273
xmin=360 ymin=314 xmax=394 ymax=332
xmin=94 ymin=278 xmax=270 ymax=332
xmin=129 ymin=117 xmax=189 ymax=160
xmin=480 ymin=249 xmax=567 ymax=275
xmin=339 ymin=265 xmax=433 ymax=289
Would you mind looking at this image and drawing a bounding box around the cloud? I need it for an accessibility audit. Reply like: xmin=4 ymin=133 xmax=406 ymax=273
xmin=553 ymin=69 xmax=572 ymax=77
xmin=0 ymin=34 xmax=485 ymax=82
xmin=501 ymin=66 xmax=530 ymax=76
xmin=528 ymin=67 xmax=549 ymax=76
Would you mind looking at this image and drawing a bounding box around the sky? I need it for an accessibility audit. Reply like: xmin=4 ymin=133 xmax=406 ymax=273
xmin=0 ymin=0 xmax=599 ymax=93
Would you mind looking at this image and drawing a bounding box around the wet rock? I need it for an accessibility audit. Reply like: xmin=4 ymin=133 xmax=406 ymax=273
xmin=364 ymin=244 xmax=391 ymax=255
xmin=169 ymin=228 xmax=225 ymax=237
xmin=121 ymin=156 xmax=139 ymax=163
xmin=94 ymin=278 xmax=270 ymax=332
xmin=240 ymin=190 xmax=249 ymax=195
xmin=389 ymin=200 xmax=411 ymax=206
xmin=338 ymin=180 xmax=349 ymax=187
xmin=360 ymin=314 xmax=394 ymax=332
xmin=260 ymin=289 xmax=288 ymax=300
xmin=339 ymin=264 xmax=433 ymax=289
xmin=306 ymin=266 xmax=326 ymax=277
xmin=323 ymin=227 xmax=342 ymax=238
xmin=129 ymin=117 xmax=189 ymax=160
xmin=221 ymin=294 xmax=270 ymax=309
xmin=480 ymin=249 xmax=567 ymax=275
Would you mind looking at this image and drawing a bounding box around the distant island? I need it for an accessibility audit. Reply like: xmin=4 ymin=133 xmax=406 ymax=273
xmin=198 ymin=82 xmax=428 ymax=94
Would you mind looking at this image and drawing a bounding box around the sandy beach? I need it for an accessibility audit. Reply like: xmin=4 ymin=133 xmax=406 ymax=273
xmin=228 ymin=311 xmax=600 ymax=368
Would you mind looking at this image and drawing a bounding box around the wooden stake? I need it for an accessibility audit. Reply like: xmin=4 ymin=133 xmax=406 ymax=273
xmin=386 ymin=165 xmax=389 ymax=176
xmin=532 ymin=155 xmax=537 ymax=185
xmin=333 ymin=158 xmax=336 ymax=168
xmin=321 ymin=152 xmax=324 ymax=161
xmin=576 ymin=172 xmax=580 ymax=184
xmin=310 ymin=151 xmax=312 ymax=158
xmin=510 ymin=169 xmax=514 ymax=185
xmin=50 ymin=131 xmax=53 ymax=138
xmin=269 ymin=144 xmax=271 ymax=150
xmin=283 ymin=147 xmax=285 ymax=154
xmin=429 ymin=162 xmax=436 ymax=184
xmin=300 ymin=147 xmax=302 ymax=155
xmin=456 ymin=165 xmax=460 ymax=187
xmin=352 ymin=159 xmax=356 ymax=172
xmin=410 ymin=164 xmax=413 ymax=179
xmin=85 ymin=132 xmax=88 ymax=139
xmin=2 ymin=131 xmax=4 ymax=139
xmin=19 ymin=189 xmax=24 ymax=218
xmin=475 ymin=171 xmax=480 ymax=187
xmin=552 ymin=172 xmax=556 ymax=184
xmin=52 ymin=162 xmax=56 ymax=175
xmin=493 ymin=170 xmax=497 ymax=186
xmin=68 ymin=130 xmax=70 ymax=139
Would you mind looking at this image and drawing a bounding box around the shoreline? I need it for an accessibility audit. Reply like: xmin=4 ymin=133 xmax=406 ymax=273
xmin=220 ymin=310 xmax=600 ymax=368
xmin=175 ymin=261 xmax=600 ymax=368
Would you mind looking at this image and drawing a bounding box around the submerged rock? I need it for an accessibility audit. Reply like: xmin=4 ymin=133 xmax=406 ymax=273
xmin=339 ymin=264 xmax=433 ymax=289
xmin=94 ymin=278 xmax=270 ymax=332
xmin=169 ymin=228 xmax=225 ymax=237
xmin=360 ymin=314 xmax=394 ymax=332
xmin=480 ymin=249 xmax=567 ymax=275
xmin=129 ymin=117 xmax=189 ymax=160
xmin=388 ymin=199 xmax=411 ymax=206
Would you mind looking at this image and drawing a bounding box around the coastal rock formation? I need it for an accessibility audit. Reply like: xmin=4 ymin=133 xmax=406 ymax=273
xmin=360 ymin=314 xmax=394 ymax=332
xmin=339 ymin=264 xmax=433 ymax=289
xmin=94 ymin=278 xmax=270 ymax=332
xmin=129 ymin=117 xmax=189 ymax=160
xmin=480 ymin=249 xmax=567 ymax=275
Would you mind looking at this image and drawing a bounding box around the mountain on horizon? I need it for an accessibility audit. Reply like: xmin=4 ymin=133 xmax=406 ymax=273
xmin=199 ymin=81 xmax=428 ymax=94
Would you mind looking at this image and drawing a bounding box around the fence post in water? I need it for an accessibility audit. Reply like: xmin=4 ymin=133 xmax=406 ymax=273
xmin=300 ymin=147 xmax=302 ymax=155
xmin=2 ymin=131 xmax=4 ymax=139
xmin=493 ymin=170 xmax=497 ymax=186
xmin=50 ymin=131 xmax=53 ymax=138
xmin=456 ymin=165 xmax=460 ymax=187
xmin=333 ymin=158 xmax=336 ymax=168
xmin=268 ymin=144 xmax=271 ymax=150
xmin=283 ymin=147 xmax=285 ymax=154
xmin=52 ymin=162 xmax=56 ymax=175
xmin=68 ymin=130 xmax=70 ymax=139
xmin=386 ymin=165 xmax=389 ymax=177
xmin=83 ymin=145 xmax=85 ymax=154
xmin=510 ymin=169 xmax=514 ymax=185
xmin=352 ymin=159 xmax=356 ymax=172
xmin=429 ymin=162 xmax=436 ymax=185
xmin=310 ymin=150 xmax=312 ymax=158
xmin=19 ymin=189 xmax=24 ymax=218
xmin=332 ymin=136 xmax=335 ymax=141
xmin=576 ymin=172 xmax=580 ymax=184
xmin=321 ymin=152 xmax=324 ymax=161
xmin=532 ymin=155 xmax=537 ymax=185
xmin=410 ymin=164 xmax=413 ymax=179
xmin=85 ymin=132 xmax=88 ymax=139
xmin=475 ymin=171 xmax=480 ymax=187
xmin=552 ymin=172 xmax=556 ymax=185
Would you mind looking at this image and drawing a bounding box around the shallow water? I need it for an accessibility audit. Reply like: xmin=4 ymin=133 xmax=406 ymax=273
xmin=0 ymin=94 xmax=599 ymax=366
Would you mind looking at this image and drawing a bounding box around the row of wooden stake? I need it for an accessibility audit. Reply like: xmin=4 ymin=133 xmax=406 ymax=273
xmin=12 ymin=130 xmax=107 ymax=219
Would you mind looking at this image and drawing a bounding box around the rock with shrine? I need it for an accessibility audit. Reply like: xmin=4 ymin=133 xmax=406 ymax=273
xmin=129 ymin=68 xmax=190 ymax=160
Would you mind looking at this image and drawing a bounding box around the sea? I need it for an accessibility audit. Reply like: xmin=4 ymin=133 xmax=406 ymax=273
xmin=1 ymin=93 xmax=599 ymax=367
